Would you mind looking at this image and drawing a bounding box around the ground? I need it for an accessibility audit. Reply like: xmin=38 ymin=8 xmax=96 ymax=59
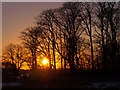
xmin=2 ymin=69 xmax=120 ymax=89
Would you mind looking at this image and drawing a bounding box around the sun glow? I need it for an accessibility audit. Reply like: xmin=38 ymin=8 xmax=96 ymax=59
xmin=43 ymin=59 xmax=48 ymax=65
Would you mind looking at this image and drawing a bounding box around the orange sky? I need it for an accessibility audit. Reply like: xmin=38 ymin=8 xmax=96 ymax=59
xmin=2 ymin=2 xmax=63 ymax=49
xmin=2 ymin=2 xmax=63 ymax=69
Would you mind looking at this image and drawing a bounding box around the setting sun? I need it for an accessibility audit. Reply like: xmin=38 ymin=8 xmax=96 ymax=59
xmin=43 ymin=59 xmax=48 ymax=65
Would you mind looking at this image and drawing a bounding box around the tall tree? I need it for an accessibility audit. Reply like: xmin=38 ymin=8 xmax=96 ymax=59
xmin=20 ymin=27 xmax=42 ymax=70
xmin=93 ymin=2 xmax=107 ymax=70
xmin=36 ymin=9 xmax=57 ymax=70
xmin=93 ymin=2 xmax=120 ymax=70
xmin=51 ymin=2 xmax=85 ymax=71
xmin=104 ymin=2 xmax=119 ymax=69
xmin=80 ymin=3 xmax=95 ymax=70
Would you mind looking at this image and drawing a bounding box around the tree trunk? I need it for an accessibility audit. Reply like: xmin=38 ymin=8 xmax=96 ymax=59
xmin=101 ymin=16 xmax=106 ymax=71
xmin=90 ymin=32 xmax=94 ymax=70
xmin=34 ymin=51 xmax=37 ymax=69
xmin=60 ymin=30 xmax=63 ymax=70
xmin=48 ymin=42 xmax=52 ymax=69
xmin=110 ymin=18 xmax=117 ymax=69
xmin=64 ymin=33 xmax=66 ymax=70
xmin=53 ymin=40 xmax=56 ymax=70
xmin=31 ymin=50 xmax=34 ymax=70
xmin=87 ymin=8 xmax=94 ymax=70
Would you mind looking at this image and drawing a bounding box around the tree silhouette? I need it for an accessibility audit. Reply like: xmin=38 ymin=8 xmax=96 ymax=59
xmin=2 ymin=43 xmax=27 ymax=75
xmin=3 ymin=2 xmax=119 ymax=72
xmin=20 ymin=27 xmax=42 ymax=70
xmin=93 ymin=2 xmax=120 ymax=70
xmin=36 ymin=9 xmax=57 ymax=70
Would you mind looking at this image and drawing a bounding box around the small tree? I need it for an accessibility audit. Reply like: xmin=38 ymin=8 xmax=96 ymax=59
xmin=2 ymin=43 xmax=27 ymax=74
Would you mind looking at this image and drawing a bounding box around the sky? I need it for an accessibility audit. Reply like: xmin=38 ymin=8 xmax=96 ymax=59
xmin=2 ymin=2 xmax=63 ymax=49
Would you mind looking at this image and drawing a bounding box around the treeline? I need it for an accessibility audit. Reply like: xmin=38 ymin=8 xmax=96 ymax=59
xmin=2 ymin=2 xmax=120 ymax=72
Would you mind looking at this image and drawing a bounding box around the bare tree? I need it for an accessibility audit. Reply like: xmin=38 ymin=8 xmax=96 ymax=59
xmin=92 ymin=2 xmax=108 ymax=70
xmin=93 ymin=2 xmax=120 ymax=70
xmin=50 ymin=2 xmax=85 ymax=71
xmin=36 ymin=9 xmax=57 ymax=70
xmin=80 ymin=3 xmax=95 ymax=70
xmin=20 ymin=27 xmax=42 ymax=70
xmin=2 ymin=43 xmax=27 ymax=73
xmin=104 ymin=2 xmax=119 ymax=69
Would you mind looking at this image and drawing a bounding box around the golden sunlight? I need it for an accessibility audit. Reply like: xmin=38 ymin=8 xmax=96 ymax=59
xmin=43 ymin=59 xmax=48 ymax=65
